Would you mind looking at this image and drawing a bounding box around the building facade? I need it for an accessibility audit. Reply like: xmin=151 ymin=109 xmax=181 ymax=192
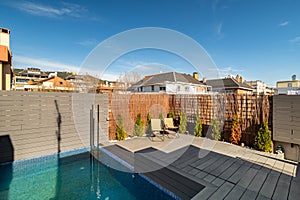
xmin=129 ymin=72 xmax=209 ymax=94
xmin=246 ymin=80 xmax=274 ymax=95
xmin=206 ymin=75 xmax=254 ymax=95
xmin=276 ymin=75 xmax=300 ymax=95
xmin=13 ymin=68 xmax=48 ymax=91
xmin=29 ymin=76 xmax=74 ymax=92
xmin=0 ymin=27 xmax=12 ymax=90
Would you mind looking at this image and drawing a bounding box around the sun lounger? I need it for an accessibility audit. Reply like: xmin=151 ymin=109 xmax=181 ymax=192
xmin=164 ymin=118 xmax=179 ymax=138
xmin=150 ymin=119 xmax=165 ymax=141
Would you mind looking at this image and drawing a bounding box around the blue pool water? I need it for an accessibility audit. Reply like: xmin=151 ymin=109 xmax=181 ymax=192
xmin=0 ymin=150 xmax=175 ymax=200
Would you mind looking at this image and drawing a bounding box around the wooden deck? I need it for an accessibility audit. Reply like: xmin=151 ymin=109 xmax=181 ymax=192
xmin=102 ymin=136 xmax=299 ymax=200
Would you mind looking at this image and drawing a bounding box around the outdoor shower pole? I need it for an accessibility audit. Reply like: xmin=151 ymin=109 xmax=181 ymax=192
xmin=97 ymin=104 xmax=100 ymax=149
xmin=90 ymin=105 xmax=94 ymax=149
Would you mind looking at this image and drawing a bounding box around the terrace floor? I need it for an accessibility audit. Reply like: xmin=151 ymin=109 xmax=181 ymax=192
xmin=101 ymin=134 xmax=299 ymax=200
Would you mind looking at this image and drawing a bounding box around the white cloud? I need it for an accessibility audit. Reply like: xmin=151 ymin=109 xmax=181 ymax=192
xmin=11 ymin=1 xmax=88 ymax=18
xmin=290 ymin=36 xmax=300 ymax=44
xmin=13 ymin=55 xmax=81 ymax=73
xmin=217 ymin=66 xmax=244 ymax=77
xmin=110 ymin=59 xmax=174 ymax=75
xmin=279 ymin=21 xmax=289 ymax=27
xmin=100 ymin=73 xmax=120 ymax=81
xmin=216 ymin=22 xmax=223 ymax=35
xmin=13 ymin=55 xmax=127 ymax=81
xmin=76 ymin=39 xmax=99 ymax=47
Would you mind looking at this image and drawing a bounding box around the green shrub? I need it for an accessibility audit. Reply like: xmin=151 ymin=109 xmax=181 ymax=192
xmin=146 ymin=113 xmax=151 ymax=126
xmin=230 ymin=116 xmax=241 ymax=144
xmin=254 ymin=121 xmax=272 ymax=152
xmin=167 ymin=111 xmax=175 ymax=119
xmin=133 ymin=113 xmax=144 ymax=137
xmin=116 ymin=114 xmax=126 ymax=140
xmin=179 ymin=112 xmax=187 ymax=134
xmin=159 ymin=112 xmax=164 ymax=121
xmin=145 ymin=113 xmax=152 ymax=136
xmin=211 ymin=117 xmax=221 ymax=141
xmin=195 ymin=111 xmax=202 ymax=137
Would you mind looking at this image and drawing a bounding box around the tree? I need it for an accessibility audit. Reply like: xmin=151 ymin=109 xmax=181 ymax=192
xmin=117 ymin=71 xmax=142 ymax=90
xmin=145 ymin=113 xmax=152 ymax=136
xmin=195 ymin=111 xmax=202 ymax=137
xmin=133 ymin=113 xmax=144 ymax=137
xmin=179 ymin=112 xmax=187 ymax=134
xmin=230 ymin=116 xmax=241 ymax=144
xmin=167 ymin=111 xmax=175 ymax=119
xmin=254 ymin=121 xmax=272 ymax=152
xmin=211 ymin=117 xmax=221 ymax=141
xmin=159 ymin=112 xmax=164 ymax=121
xmin=116 ymin=115 xmax=126 ymax=140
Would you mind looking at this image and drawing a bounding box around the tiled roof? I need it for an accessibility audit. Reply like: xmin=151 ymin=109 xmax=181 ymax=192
xmin=130 ymin=72 xmax=205 ymax=88
xmin=206 ymin=77 xmax=253 ymax=90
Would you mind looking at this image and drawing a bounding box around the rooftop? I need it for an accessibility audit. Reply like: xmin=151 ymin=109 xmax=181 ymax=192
xmin=101 ymin=135 xmax=299 ymax=200
xmin=206 ymin=77 xmax=253 ymax=91
xmin=131 ymin=72 xmax=206 ymax=89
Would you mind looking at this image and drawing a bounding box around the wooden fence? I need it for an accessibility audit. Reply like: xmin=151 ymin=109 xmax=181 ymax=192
xmin=108 ymin=94 xmax=272 ymax=146
xmin=108 ymin=94 xmax=170 ymax=140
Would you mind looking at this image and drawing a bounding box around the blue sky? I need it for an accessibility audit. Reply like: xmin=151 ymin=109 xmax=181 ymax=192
xmin=1 ymin=0 xmax=300 ymax=86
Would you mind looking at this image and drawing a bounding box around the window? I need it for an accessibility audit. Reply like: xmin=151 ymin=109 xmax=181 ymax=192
xmin=59 ymin=81 xmax=63 ymax=85
xmin=177 ymin=86 xmax=181 ymax=91
xmin=151 ymin=85 xmax=154 ymax=91
xmin=288 ymin=82 xmax=292 ymax=88
xmin=160 ymin=87 xmax=166 ymax=91
xmin=185 ymin=86 xmax=190 ymax=92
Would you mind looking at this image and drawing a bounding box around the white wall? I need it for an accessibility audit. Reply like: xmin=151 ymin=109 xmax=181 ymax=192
xmin=166 ymin=83 xmax=204 ymax=94
xmin=0 ymin=32 xmax=10 ymax=49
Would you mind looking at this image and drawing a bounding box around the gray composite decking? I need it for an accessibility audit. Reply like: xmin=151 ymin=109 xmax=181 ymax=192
xmin=102 ymin=144 xmax=299 ymax=200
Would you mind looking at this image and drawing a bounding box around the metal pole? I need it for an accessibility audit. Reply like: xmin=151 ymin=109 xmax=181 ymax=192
xmin=90 ymin=105 xmax=95 ymax=149
xmin=97 ymin=104 xmax=100 ymax=149
xmin=92 ymin=105 xmax=94 ymax=149
xmin=90 ymin=107 xmax=92 ymax=149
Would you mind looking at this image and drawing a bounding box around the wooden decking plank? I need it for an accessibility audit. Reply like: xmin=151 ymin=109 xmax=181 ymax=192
xmin=203 ymin=174 xmax=217 ymax=183
xmin=288 ymin=179 xmax=300 ymax=200
xmin=237 ymin=167 xmax=258 ymax=188
xmin=240 ymin=189 xmax=258 ymax=200
xmin=182 ymin=165 xmax=194 ymax=173
xmin=192 ymin=186 xmax=218 ymax=200
xmin=208 ymin=182 xmax=234 ymax=200
xmin=272 ymin=173 xmax=292 ymax=200
xmin=211 ymin=178 xmax=225 ymax=187
xmin=189 ymin=153 xmax=215 ymax=169
xmin=247 ymin=168 xmax=270 ymax=192
xmin=195 ymin=156 xmax=220 ymax=170
xmin=256 ymin=194 xmax=271 ymax=200
xmin=146 ymin=169 xmax=198 ymax=196
xmin=144 ymin=172 xmax=191 ymax=200
xmin=259 ymin=169 xmax=281 ymax=199
xmin=195 ymin=171 xmax=208 ymax=179
xmin=203 ymin=156 xmax=231 ymax=174
xmin=228 ymin=163 xmax=252 ymax=184
xmin=209 ymin=157 xmax=236 ymax=177
xmin=219 ymin=161 xmax=242 ymax=180
xmin=224 ymin=185 xmax=245 ymax=200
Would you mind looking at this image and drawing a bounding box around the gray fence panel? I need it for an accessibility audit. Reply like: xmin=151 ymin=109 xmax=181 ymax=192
xmin=0 ymin=91 xmax=109 ymax=162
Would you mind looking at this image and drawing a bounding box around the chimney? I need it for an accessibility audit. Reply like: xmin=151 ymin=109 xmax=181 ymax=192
xmin=235 ymin=74 xmax=243 ymax=83
xmin=193 ymin=72 xmax=199 ymax=80
xmin=202 ymin=77 xmax=207 ymax=84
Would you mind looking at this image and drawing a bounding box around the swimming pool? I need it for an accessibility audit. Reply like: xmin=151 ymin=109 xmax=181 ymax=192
xmin=0 ymin=149 xmax=176 ymax=200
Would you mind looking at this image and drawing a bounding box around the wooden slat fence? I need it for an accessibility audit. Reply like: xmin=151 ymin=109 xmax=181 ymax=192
xmin=109 ymin=94 xmax=272 ymax=146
